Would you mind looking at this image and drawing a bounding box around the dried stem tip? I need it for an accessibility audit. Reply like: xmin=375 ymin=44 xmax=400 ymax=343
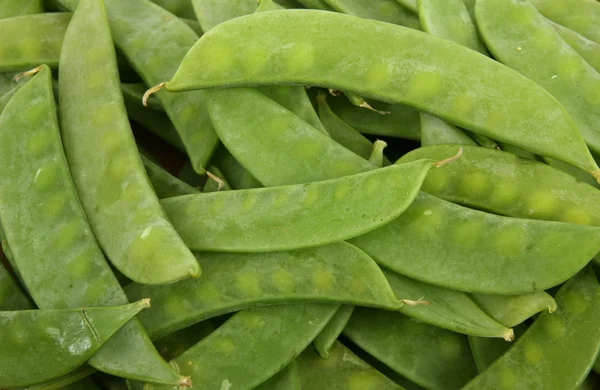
xmin=143 ymin=82 xmax=166 ymax=107
xmin=14 ymin=66 xmax=43 ymax=81
xmin=433 ymin=147 xmax=463 ymax=168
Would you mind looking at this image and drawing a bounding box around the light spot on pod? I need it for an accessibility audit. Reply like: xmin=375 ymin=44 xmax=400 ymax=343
xmin=334 ymin=180 xmax=352 ymax=199
xmin=66 ymin=247 xmax=95 ymax=278
xmin=87 ymin=69 xmax=108 ymax=89
xmin=195 ymin=282 xmax=221 ymax=303
xmin=459 ymin=171 xmax=489 ymax=198
xmin=453 ymin=94 xmax=473 ymax=117
xmin=499 ymin=366 xmax=516 ymax=390
xmin=350 ymin=279 xmax=367 ymax=295
xmin=493 ymin=224 xmax=526 ymax=257
xmin=560 ymin=208 xmax=591 ymax=225
xmin=408 ymin=70 xmax=442 ymax=101
xmin=542 ymin=315 xmax=566 ymax=339
xmin=208 ymin=194 xmax=227 ymax=213
xmin=409 ymin=205 xmax=442 ymax=235
xmin=27 ymin=131 xmax=51 ymax=157
xmin=584 ymin=82 xmax=600 ymax=106
xmin=33 ymin=162 xmax=59 ymax=191
xmin=241 ymin=45 xmax=269 ymax=76
xmin=92 ymin=104 xmax=117 ymax=126
xmin=241 ymin=194 xmax=257 ymax=211
xmin=365 ymin=176 xmax=380 ymax=195
xmin=55 ymin=220 xmax=83 ymax=251
xmin=422 ymin=167 xmax=449 ymax=193
xmin=272 ymin=268 xmax=295 ymax=293
xmin=313 ymin=269 xmax=334 ymax=293
xmin=203 ymin=37 xmax=234 ymax=78
xmin=83 ymin=276 xmax=113 ymax=303
xmin=364 ymin=62 xmax=390 ymax=88
xmin=41 ymin=191 xmax=69 ymax=218
xmin=295 ymin=136 xmax=322 ymax=160
xmin=563 ymin=290 xmax=588 ymax=315
xmin=240 ymin=312 xmax=264 ymax=329
xmin=523 ymin=340 xmax=543 ymax=364
xmin=526 ymin=190 xmax=558 ymax=219
xmin=122 ymin=178 xmax=146 ymax=204
xmin=282 ymin=42 xmax=315 ymax=75
xmin=532 ymin=24 xmax=557 ymax=51
xmin=439 ymin=336 xmax=460 ymax=359
xmin=557 ymin=55 xmax=580 ymax=81
xmin=102 ymin=130 xmax=125 ymax=155
xmin=490 ymin=182 xmax=518 ymax=208
xmin=236 ymin=272 xmax=261 ymax=297
xmin=348 ymin=371 xmax=382 ymax=390
xmin=178 ymin=105 xmax=197 ymax=128
xmin=452 ymin=218 xmax=483 ymax=248
xmin=162 ymin=290 xmax=189 ymax=318
xmin=302 ymin=185 xmax=319 ymax=206
xmin=10 ymin=315 xmax=29 ymax=345
xmin=212 ymin=337 xmax=235 ymax=354
xmin=106 ymin=157 xmax=134 ymax=182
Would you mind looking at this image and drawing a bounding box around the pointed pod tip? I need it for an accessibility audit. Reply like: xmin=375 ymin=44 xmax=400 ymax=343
xmin=139 ymin=298 xmax=151 ymax=309
xmin=504 ymin=328 xmax=515 ymax=342
xmin=142 ymin=82 xmax=166 ymax=107
xmin=179 ymin=376 xmax=193 ymax=388
xmin=13 ymin=65 xmax=43 ymax=82
xmin=433 ymin=147 xmax=463 ymax=168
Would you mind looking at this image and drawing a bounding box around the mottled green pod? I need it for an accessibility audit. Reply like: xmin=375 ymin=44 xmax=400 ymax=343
xmin=164 ymin=10 xmax=599 ymax=178
xmin=152 ymin=321 xmax=217 ymax=362
xmin=464 ymin=267 xmax=600 ymax=389
xmin=0 ymin=299 xmax=149 ymax=388
xmin=350 ymin=192 xmax=600 ymax=294
xmin=255 ymin=361 xmax=301 ymax=390
xmin=0 ymin=13 xmax=70 ymax=71
xmin=550 ymin=20 xmax=600 ymax=73
xmin=396 ymin=0 xmax=416 ymax=12
xmin=530 ymin=0 xmax=600 ymax=44
xmin=324 ymin=0 xmax=421 ymax=29
xmin=468 ymin=323 xmax=528 ymax=373
xmin=121 ymin=82 xmax=163 ymax=112
xmin=313 ymin=305 xmax=354 ymax=358
xmin=192 ymin=0 xmax=258 ymax=31
xmin=201 ymin=166 xmax=231 ymax=193
xmin=344 ymin=308 xmax=478 ymax=389
xmin=0 ymin=264 xmax=33 ymax=310
xmin=0 ymin=0 xmax=43 ymax=18
xmin=126 ymin=243 xmax=401 ymax=340
xmin=420 ymin=113 xmax=476 ymax=147
xmin=141 ymin=154 xmax=198 ymax=198
xmin=296 ymin=0 xmax=333 ymax=10
xmin=471 ymin=291 xmax=557 ymax=328
xmin=150 ymin=0 xmax=196 ymax=19
xmin=476 ymin=0 xmax=600 ymax=155
xmin=210 ymin=145 xmax=263 ymax=190
xmin=162 ymin=160 xmax=433 ymax=252
xmin=27 ymin=366 xmax=97 ymax=390
xmin=59 ymin=0 xmax=199 ymax=284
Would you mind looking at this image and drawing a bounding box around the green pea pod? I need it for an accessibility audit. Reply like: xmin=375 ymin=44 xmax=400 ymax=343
xmin=420 ymin=113 xmax=476 ymax=147
xmin=28 ymin=366 xmax=98 ymax=390
xmin=143 ymin=304 xmax=337 ymax=390
xmin=126 ymin=243 xmax=401 ymax=340
xmin=384 ymin=270 xmax=513 ymax=340
xmin=58 ymin=0 xmax=199 ymax=284
xmin=324 ymin=0 xmax=421 ymax=29
xmin=0 ymin=264 xmax=33 ymax=310
xmin=468 ymin=323 xmax=528 ymax=373
xmin=463 ymin=267 xmax=600 ymax=389
xmin=152 ymin=321 xmax=218 ymax=362
xmin=313 ymin=305 xmax=354 ymax=358
xmin=296 ymin=0 xmax=333 ymax=10
xmin=476 ymin=0 xmax=600 ymax=156
xmin=399 ymin=145 xmax=600 ymax=226
xmin=124 ymin=98 xmax=185 ymax=152
xmin=0 ymin=13 xmax=70 ymax=72
xmin=471 ymin=291 xmax=557 ymax=328
xmin=0 ymin=64 xmax=187 ymax=385
xmin=150 ymin=0 xmax=196 ymax=19
xmin=530 ymin=0 xmax=600 ymax=44
xmin=201 ymin=166 xmax=232 ymax=192
xmin=549 ymin=20 xmax=600 ymax=73
xmin=255 ymin=361 xmax=302 ymax=390
xmin=121 ymin=82 xmax=163 ymax=112
xmin=163 ymin=10 xmax=600 ymax=180
xmin=0 ymin=0 xmax=43 ymax=18
xmin=210 ymin=145 xmax=263 ymax=190
xmin=206 ymin=88 xmax=373 ymax=186
xmin=343 ymin=308 xmax=478 ymax=389
xmin=61 ymin=377 xmax=102 ymax=390
xmin=162 ymin=160 xmax=433 ymax=252
xmin=180 ymin=18 xmax=203 ymax=36
xmin=350 ymin=192 xmax=600 ymax=294
xmin=0 ymin=299 xmax=149 ymax=388
xmin=296 ymin=340 xmax=402 ymax=389
xmin=141 ymin=154 xmax=198 ymax=198
xmin=191 ymin=0 xmax=258 ymax=31
xmin=395 ymin=0 xmax=416 ymax=13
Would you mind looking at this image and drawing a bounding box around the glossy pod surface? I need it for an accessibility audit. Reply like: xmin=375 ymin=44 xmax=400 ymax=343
xmin=350 ymin=192 xmax=600 ymax=294
xmin=126 ymin=243 xmax=401 ymax=340
xmin=59 ymin=0 xmax=199 ymax=285
xmin=162 ymin=160 xmax=433 ymax=252
xmin=0 ymin=300 xmax=149 ymax=388
xmin=165 ymin=10 xmax=599 ymax=177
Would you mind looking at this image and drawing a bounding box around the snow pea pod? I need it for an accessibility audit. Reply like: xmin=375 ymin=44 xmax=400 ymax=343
xmin=324 ymin=0 xmax=421 ymax=29
xmin=476 ymin=0 xmax=600 ymax=156
xmin=126 ymin=243 xmax=401 ymax=340
xmin=463 ymin=267 xmax=600 ymax=389
xmin=0 ymin=64 xmax=187 ymax=385
xmin=201 ymin=166 xmax=231 ymax=192
xmin=350 ymin=192 xmax=600 ymax=294
xmin=530 ymin=0 xmax=600 ymax=44
xmin=150 ymin=0 xmax=196 ymax=19
xmin=162 ymin=10 xmax=600 ymax=179
xmin=210 ymin=145 xmax=263 ymax=190
xmin=124 ymin=98 xmax=185 ymax=152
xmin=296 ymin=340 xmax=402 ymax=389
xmin=143 ymin=304 xmax=337 ymax=390
xmin=162 ymin=160 xmax=433 ymax=252
xmin=0 ymin=264 xmax=33 ymax=310
xmin=255 ymin=361 xmax=301 ymax=390
xmin=121 ymin=82 xmax=163 ymax=112
xmin=0 ymin=12 xmax=70 ymax=71
xmin=420 ymin=114 xmax=476 ymax=147
xmin=0 ymin=0 xmax=43 ymax=18
xmin=59 ymin=0 xmax=199 ymax=284
xmin=0 ymin=299 xmax=149 ymax=388
xmin=344 ymin=308 xmax=478 ymax=389
xmin=296 ymin=0 xmax=333 ymax=10
xmin=468 ymin=323 xmax=528 ymax=373
xmin=384 ymin=269 xmax=513 ymax=340
xmin=395 ymin=0 xmax=416 ymax=13
xmin=192 ymin=0 xmax=258 ymax=31
xmin=399 ymin=145 xmax=600 ymax=226
xmin=550 ymin=20 xmax=600 ymax=73
xmin=141 ymin=154 xmax=198 ymax=198
xmin=313 ymin=305 xmax=354 ymax=358
xmin=471 ymin=291 xmax=557 ymax=328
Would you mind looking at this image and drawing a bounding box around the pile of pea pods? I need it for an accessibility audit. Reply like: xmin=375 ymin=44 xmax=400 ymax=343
xmin=1 ymin=0 xmax=600 ymax=388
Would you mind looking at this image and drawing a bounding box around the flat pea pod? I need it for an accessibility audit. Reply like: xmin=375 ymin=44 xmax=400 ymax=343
xmin=58 ymin=0 xmax=219 ymax=175
xmin=296 ymin=340 xmax=402 ymax=389
xmin=0 ymin=0 xmax=43 ymax=18
xmin=0 ymin=264 xmax=33 ymax=310
xmin=476 ymin=0 xmax=600 ymax=156
xmin=399 ymin=145 xmax=600 ymax=226
xmin=125 ymin=243 xmax=401 ymax=340
xmin=121 ymin=82 xmax=163 ymax=112
xmin=343 ymin=308 xmax=478 ymax=389
xmin=313 ymin=305 xmax=354 ymax=358
xmin=471 ymin=291 xmax=557 ymax=328
xmin=324 ymin=0 xmax=421 ymax=29
xmin=191 ymin=0 xmax=258 ymax=31
xmin=152 ymin=320 xmax=217 ymax=362
xmin=384 ymin=269 xmax=513 ymax=340
xmin=0 ymin=65 xmax=186 ymax=385
xmin=530 ymin=0 xmax=600 ymax=44
xmin=255 ymin=360 xmax=301 ymax=390
xmin=205 ymin=87 xmax=373 ymax=186
xmin=163 ymin=10 xmax=600 ymax=180
xmin=468 ymin=323 xmax=528 ymax=373
xmin=58 ymin=0 xmax=199 ymax=284
xmin=0 ymin=299 xmax=149 ymax=388
xmin=162 ymin=160 xmax=434 ymax=252
xmin=296 ymin=0 xmax=333 ymax=10
xmin=61 ymin=377 xmax=102 ymax=390
xmin=395 ymin=0 xmax=416 ymax=13
xmin=150 ymin=0 xmax=196 ymax=19
xmin=549 ymin=20 xmax=600 ymax=73
xmin=142 ymin=304 xmax=337 ymax=390
xmin=28 ymin=366 xmax=98 ymax=390
xmin=0 ymin=13 xmax=70 ymax=72
xmin=210 ymin=145 xmax=262 ymax=190
xmin=349 ymin=192 xmax=600 ymax=294
xmin=420 ymin=113 xmax=476 ymax=147
xmin=141 ymin=154 xmax=198 ymax=198
xmin=463 ymin=267 xmax=600 ymax=389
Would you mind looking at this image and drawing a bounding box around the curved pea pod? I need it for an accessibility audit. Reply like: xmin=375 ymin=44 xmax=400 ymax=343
xmin=150 ymin=0 xmax=196 ymax=19
xmin=350 ymin=192 xmax=600 ymax=294
xmin=206 ymin=88 xmax=373 ymax=186
xmin=126 ymin=243 xmax=401 ymax=340
xmin=141 ymin=154 xmax=198 ymax=198
xmin=464 ymin=267 xmax=600 ymax=389
xmin=0 ymin=264 xmax=33 ymax=310
xmin=468 ymin=323 xmax=528 ymax=372
xmin=384 ymin=270 xmax=513 ymax=340
xmin=162 ymin=160 xmax=434 ymax=252
xmin=142 ymin=304 xmax=337 ymax=390
xmin=297 ymin=0 xmax=333 ymax=10
xmin=0 ymin=0 xmax=43 ymax=18
xmin=296 ymin=340 xmax=402 ymax=389
xmin=28 ymin=366 xmax=98 ymax=390
xmin=313 ymin=305 xmax=354 ymax=358
xmin=471 ymin=291 xmax=557 ymax=328
xmin=210 ymin=145 xmax=263 ymax=190
xmin=121 ymin=82 xmax=163 ymax=112
xmin=420 ymin=113 xmax=476 ymax=147
xmin=0 ymin=299 xmax=149 ymax=388
xmin=476 ymin=0 xmax=600 ymax=156
xmin=61 ymin=377 xmax=102 ymax=390
xmin=395 ymin=0 xmax=416 ymax=13
xmin=59 ymin=0 xmax=199 ymax=284
xmin=324 ymin=0 xmax=421 ymax=29
xmin=200 ymin=166 xmax=231 ymax=192
xmin=550 ymin=20 xmax=600 ymax=73
xmin=192 ymin=0 xmax=258 ymax=31
xmin=399 ymin=145 xmax=600 ymax=226
xmin=163 ymin=10 xmax=600 ymax=180
xmin=530 ymin=0 xmax=600 ymax=44
xmin=255 ymin=360 xmax=301 ymax=390
xmin=152 ymin=320 xmax=217 ymax=362
xmin=343 ymin=308 xmax=478 ymax=389
xmin=0 ymin=13 xmax=70 ymax=72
